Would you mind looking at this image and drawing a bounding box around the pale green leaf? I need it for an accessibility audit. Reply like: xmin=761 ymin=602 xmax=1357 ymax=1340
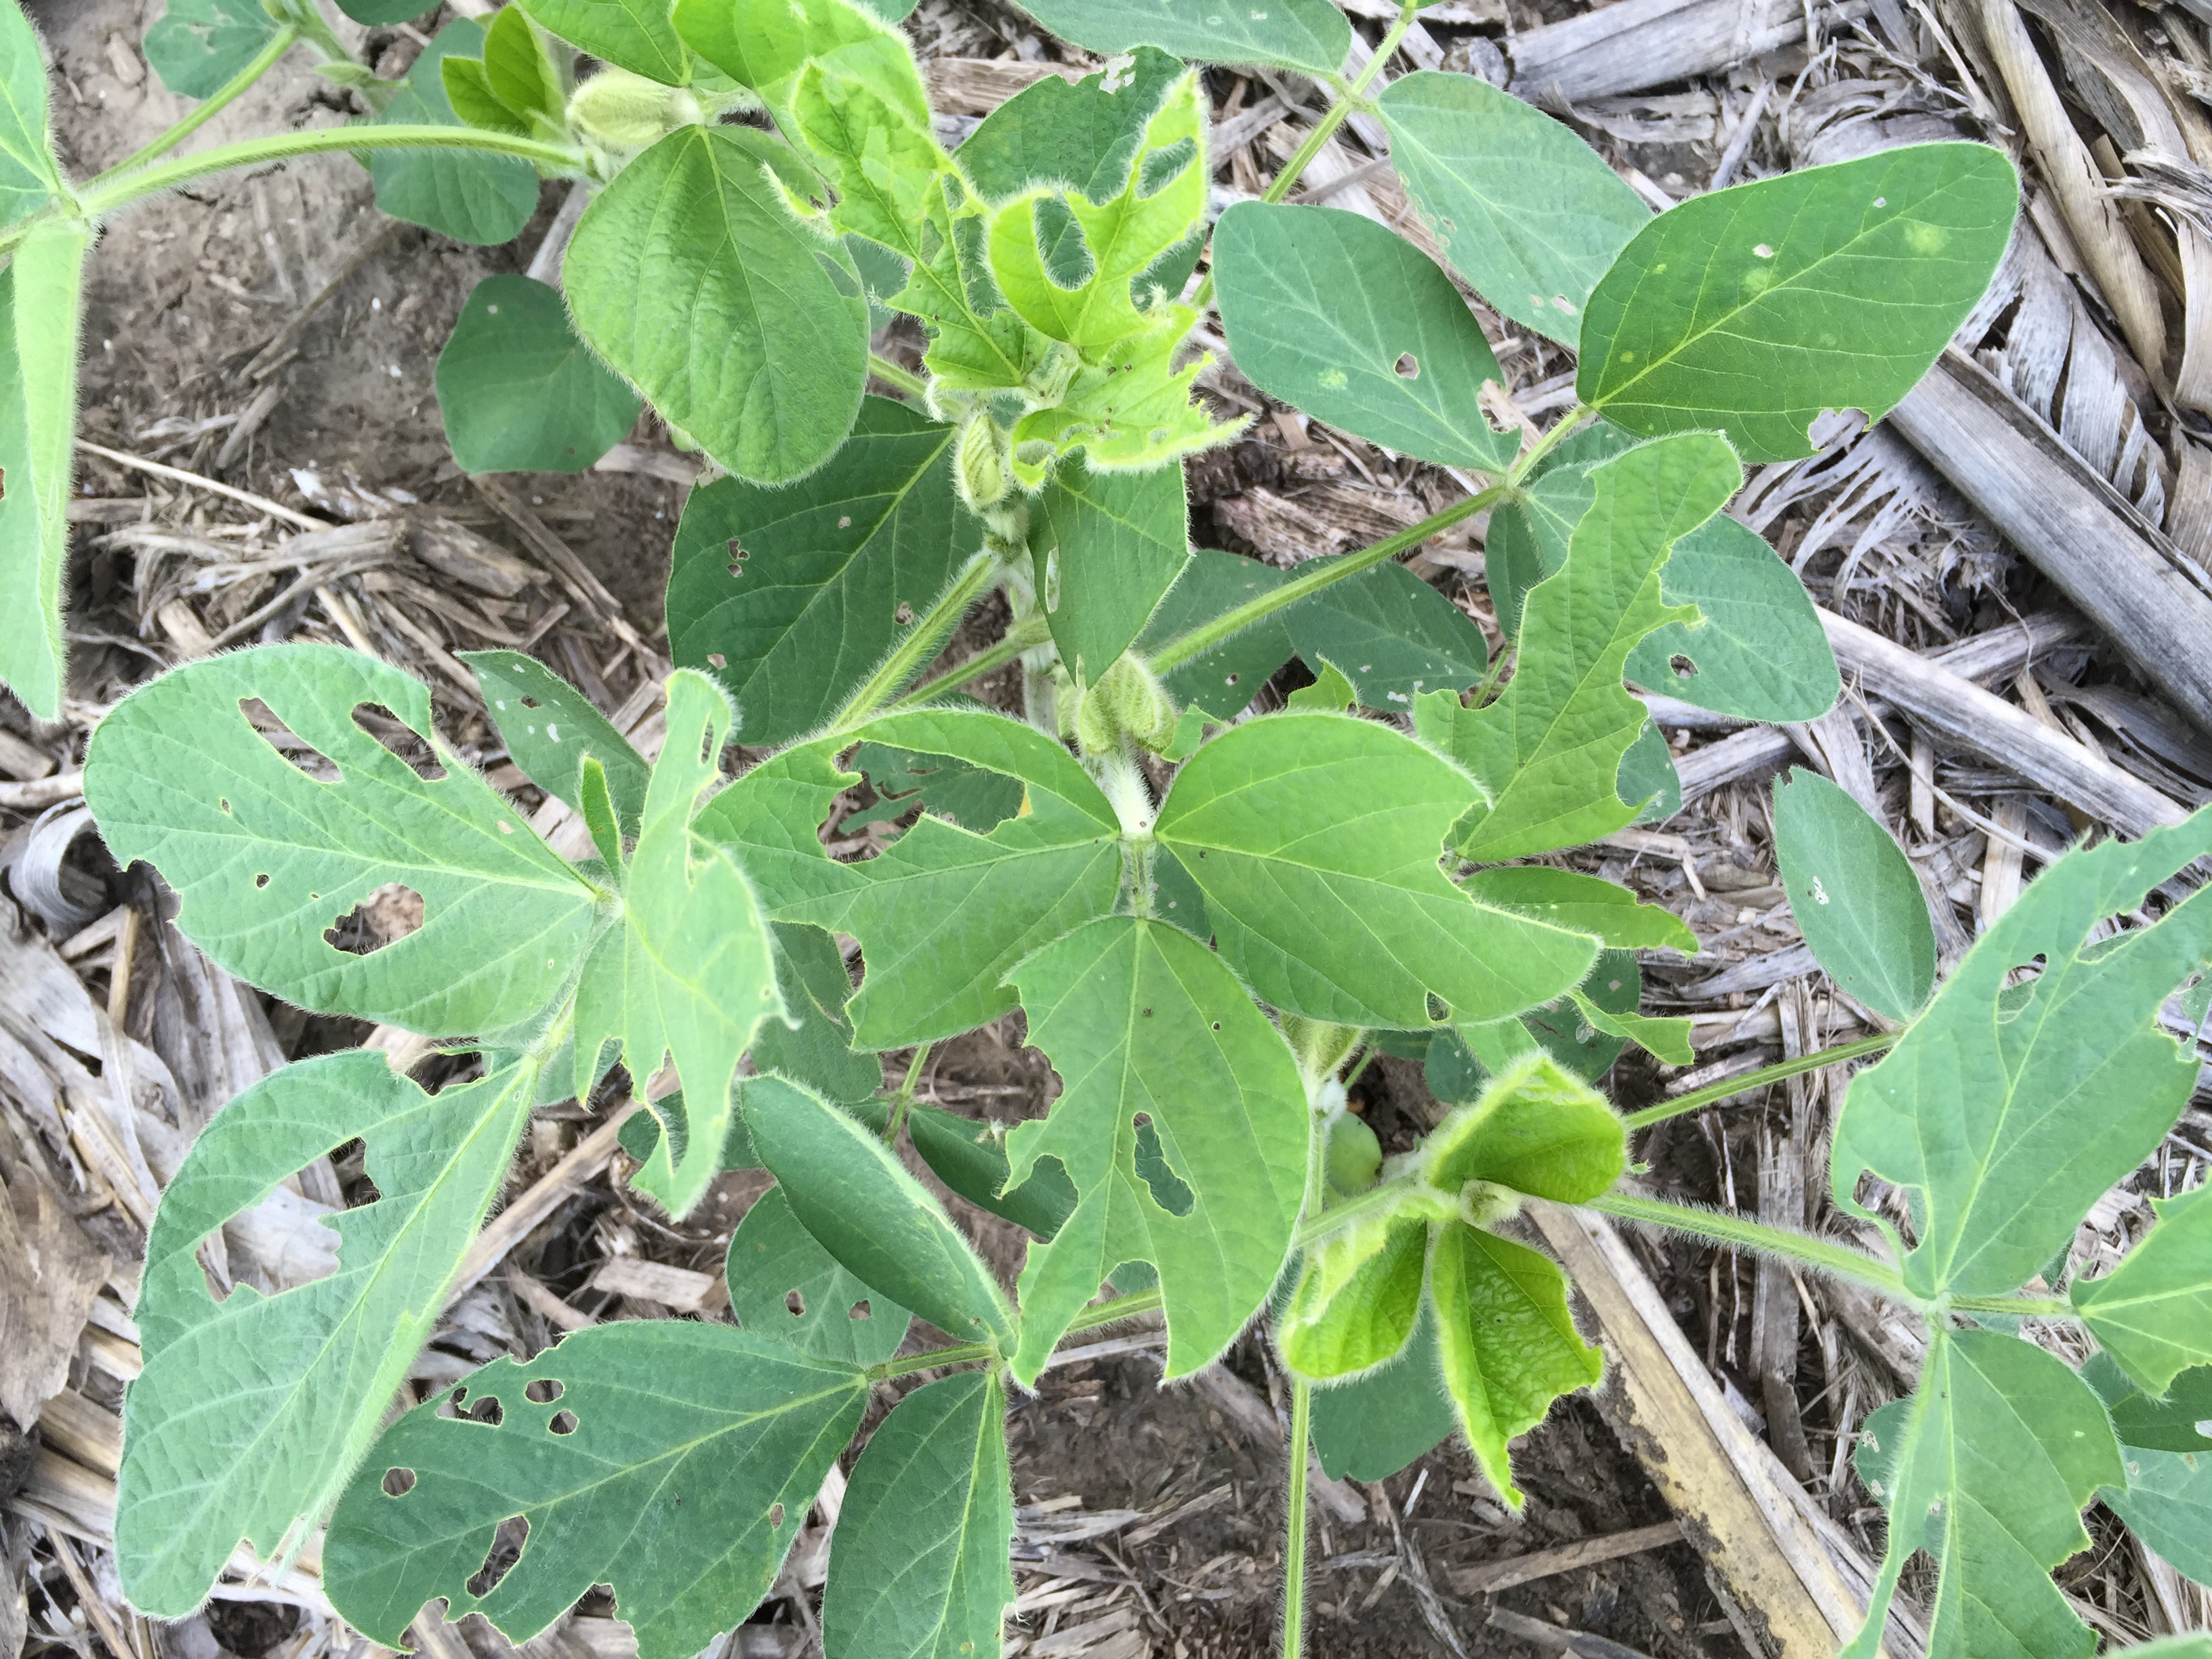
xmin=1831 ymin=808 xmax=2212 ymax=1298
xmin=0 ymin=221 xmax=87 ymax=721
xmin=573 ymin=671 xmax=779 ymax=1217
xmin=1418 ymin=431 xmax=1738 ymax=861
xmin=323 ymin=1322 xmax=866 ymax=1659
xmin=1154 ymin=712 xmax=1599 ymax=1027
xmin=1422 ymin=1053 xmax=1624 ymax=1203
xmin=0 ymin=1 xmax=56 ymax=228
xmin=675 ymin=0 xmax=883 ymax=106
xmin=1772 ymin=766 xmax=1933 ymax=1021
xmin=691 ymin=738 xmax=863 ymax=911
xmin=1378 ymin=70 xmax=1647 ymax=348
xmin=1287 ymin=660 xmax=1357 ymax=713
xmin=1845 ymin=1328 xmax=2120 ymax=1659
xmin=1566 ymin=987 xmax=1691 ymax=1066
xmin=823 ymin=1371 xmax=1016 ymax=1659
xmin=1578 ymin=144 xmax=2018 ymax=462
xmin=369 ymin=20 xmax=540 ymax=247
xmin=436 ymin=276 xmax=640 ymax=474
xmin=461 ymin=649 xmax=650 ymax=840
xmin=1458 ymin=867 xmax=1696 ymax=953
xmin=485 ymin=5 xmax=567 ymax=121
xmin=2073 ymin=1183 xmax=2212 ymax=1397
xmin=1029 ymin=454 xmax=1190 ymax=684
xmin=144 ymin=0 xmax=280 ymax=100
xmin=1005 ymin=914 xmax=1308 ymax=1383
xmin=1309 ymin=1303 xmax=1457 ymax=1481
xmin=956 ymin=45 xmax=1185 ymax=208
xmin=742 ymin=1073 xmax=1019 ymax=1349
xmin=1279 ymin=1216 xmax=1429 ymax=1380
xmin=1214 ymin=201 xmax=1518 ymax=471
xmin=519 ymin=0 xmax=687 ymax=84
xmin=118 ymin=1052 xmax=539 ymax=1616
xmin=726 ymin=1183 xmax=913 ymax=1364
xmin=443 ymin=58 xmax=532 ymax=136
xmin=565 ymin=123 xmax=869 ymax=484
xmin=668 ymin=398 xmax=980 ymax=745
xmin=84 ymin=644 xmax=598 ymax=1034
xmin=1431 ymin=1221 xmax=1601 ymax=1507
xmin=1006 ymin=0 xmax=1347 ymax=74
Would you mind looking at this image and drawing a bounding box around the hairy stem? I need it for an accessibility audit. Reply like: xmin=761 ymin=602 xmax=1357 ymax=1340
xmin=865 ymin=1286 xmax=1164 ymax=1382
xmin=884 ymin=1040 xmax=933 ymax=1143
xmin=1591 ymin=1193 xmax=1912 ymax=1303
xmin=100 ymin=25 xmax=301 ymax=181
xmin=1280 ymin=1376 xmax=1313 ymax=1659
xmin=1507 ymin=401 xmax=1597 ymax=481
xmin=867 ymin=353 xmax=928 ymax=399
xmin=1622 ymin=1033 xmax=1900 ymax=1131
xmin=1148 ymin=487 xmax=1502 ymax=675
xmin=1346 ymin=0 xmax=1420 ymax=101
xmin=884 ymin=617 xmax=1054 ymax=713
xmin=830 ymin=550 xmax=1000 ymax=732
xmin=1951 ymin=1293 xmax=2074 ymax=1317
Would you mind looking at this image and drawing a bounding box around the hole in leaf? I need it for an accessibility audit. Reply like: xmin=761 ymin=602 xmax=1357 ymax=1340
xmin=769 ymin=1502 xmax=786 ymax=1528
xmin=848 ymin=1300 xmax=872 ymax=1321
xmin=382 ymin=1467 xmax=416 ymax=1498
xmin=1224 ymin=672 xmax=1239 ymax=687
xmin=1425 ymin=992 xmax=1449 ymax=1023
xmin=254 ymin=873 xmax=270 ymax=888
xmin=351 ymin=703 xmax=447 ymax=781
xmin=524 ymin=1378 xmax=563 ymax=1404
xmin=727 ymin=538 xmax=747 ymax=577
xmin=466 ymin=1514 xmax=529 ymax=1597
xmin=239 ymin=699 xmax=341 ymax=782
xmin=785 ymin=1288 xmax=806 ymax=1317
xmin=325 ymin=883 xmax=424 ymax=956
xmin=1669 ymin=654 xmax=1697 ymax=678
xmin=708 ymin=653 xmax=727 ymax=670
xmin=466 ymin=1394 xmax=505 ymax=1427
xmin=1394 ymin=353 xmax=1418 ymax=379
xmin=1131 ymin=1113 xmax=1194 ymax=1217
xmin=519 ymin=696 xmax=542 ymax=710
xmin=549 ymin=1410 xmax=578 ymax=1435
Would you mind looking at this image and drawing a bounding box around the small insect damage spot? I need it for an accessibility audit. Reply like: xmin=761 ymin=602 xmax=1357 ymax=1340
xmin=1130 ymin=1113 xmax=1194 ymax=1217
xmin=728 ymin=538 xmax=748 ymax=578
xmin=848 ymin=1300 xmax=872 ymax=1321
xmin=1668 ymin=654 xmax=1697 ymax=679
xmin=352 ymin=703 xmax=447 ymax=781
xmin=1394 ymin=353 xmax=1419 ymax=380
xmin=549 ymin=1410 xmax=578 ymax=1435
xmin=325 ymin=883 xmax=424 ymax=957
xmin=467 ymin=1514 xmax=530 ymax=1597
xmin=895 ymin=601 xmax=916 ymax=626
xmin=784 ymin=1288 xmax=807 ymax=1317
xmin=769 ymin=1502 xmax=786 ymax=1529
xmin=708 ymin=653 xmax=727 ymax=669
xmin=382 ymin=1467 xmax=416 ymax=1498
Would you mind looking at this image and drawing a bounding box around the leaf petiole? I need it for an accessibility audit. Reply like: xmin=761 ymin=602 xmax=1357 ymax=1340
xmin=97 ymin=24 xmax=303 ymax=183
xmin=1280 ymin=1375 xmax=1313 ymax=1658
xmin=865 ymin=1286 xmax=1166 ymax=1382
xmin=867 ymin=353 xmax=929 ymax=400
xmin=883 ymin=617 xmax=1056 ymax=714
xmin=1620 ymin=1033 xmax=1899 ymax=1130
xmin=1589 ymin=1192 xmax=1914 ymax=1303
xmin=830 ymin=550 xmax=1004 ymax=733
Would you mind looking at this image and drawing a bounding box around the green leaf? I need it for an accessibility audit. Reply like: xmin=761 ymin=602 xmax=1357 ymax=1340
xmin=823 ymin=1371 xmax=1016 ymax=1659
xmin=1430 ymin=951 xmax=1647 ymax=1099
xmin=1459 ymin=867 xmax=1696 ymax=953
xmin=1377 ymin=71 xmax=1647 ymax=349
xmin=144 ymin=0 xmax=281 ymax=100
xmin=118 ymin=1052 xmax=539 ymax=1616
xmin=1845 ymin=1328 xmax=2121 ymax=1659
xmin=726 ymin=1183 xmax=913 ymax=1364
xmin=781 ymin=709 xmax=1124 ymax=1047
xmin=435 ymin=276 xmax=640 ymax=474
xmin=1137 ymin=548 xmax=1295 ymax=717
xmin=1616 ymin=718 xmax=1681 ymax=824
xmin=846 ymin=735 xmax=1025 ymax=834
xmin=1283 ymin=558 xmax=1490 ymax=714
xmin=0 ymin=1 xmax=56 ymax=229
xmin=1287 ymin=660 xmax=1357 ymax=713
xmin=666 ymin=397 xmax=981 ymax=745
xmin=1309 ymin=1303 xmax=1458 ymax=1481
xmin=1006 ymin=914 xmax=1308 ymax=1384
xmin=1006 ymin=0 xmax=1347 ymax=74
xmin=443 ymin=57 xmax=533 ymax=136
xmin=1831 ymin=808 xmax=2212 ymax=1298
xmin=957 ymin=45 xmax=1185 ymax=209
xmin=1417 ymin=431 xmax=1738 ymax=861
xmin=2083 ymin=1353 xmax=2212 ymax=1454
xmin=1030 ymin=455 xmax=1191 ymax=684
xmin=757 ymin=922 xmax=882 ymax=1104
xmin=1279 ymin=1216 xmax=1429 ymax=1380
xmin=1214 ymin=202 xmax=1517 ymax=471
xmin=84 ymin=644 xmax=598 ymax=1033
xmin=2073 ymin=1183 xmax=2212 ymax=1396
xmin=461 ymin=649 xmax=651 ymax=840
xmin=566 ymin=124 xmax=869 ymax=484
xmin=1771 ymin=767 xmax=1933 ymax=1022
xmin=519 ymin=0 xmax=687 ymax=84
xmin=744 ymin=1073 xmax=1018 ymax=1347
xmin=1567 ymin=987 xmax=1691 ymax=1066
xmin=1422 ymin=1053 xmax=1624 ymax=1203
xmin=1156 ymin=710 xmax=1598 ymax=1028
xmin=848 ymin=1096 xmax=1082 ymax=1241
xmin=368 ymin=20 xmax=540 ymax=247
xmin=1578 ymin=144 xmax=2018 ymax=462
xmin=324 ymin=1322 xmax=866 ymax=1659
xmin=0 ymin=222 xmax=87 ymax=722
xmin=1430 ymin=1221 xmax=1601 ymax=1507
xmin=691 ymin=738 xmax=863 ymax=910
xmin=675 ymin=0 xmax=883 ymax=105
xmin=2104 ymin=1441 xmax=2212 ymax=1591
xmin=485 ymin=5 xmax=567 ymax=121
xmin=335 ymin=0 xmax=446 ymax=21
xmin=573 ymin=672 xmax=779 ymax=1218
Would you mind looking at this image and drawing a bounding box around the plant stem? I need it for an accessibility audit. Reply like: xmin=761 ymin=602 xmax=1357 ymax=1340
xmin=1279 ymin=1376 xmax=1313 ymax=1659
xmin=1347 ymin=0 xmax=1420 ymax=100
xmin=76 ymin=125 xmax=586 ymax=217
xmin=884 ymin=618 xmax=1053 ymax=714
xmin=830 ymin=550 xmax=1001 ymax=732
xmin=1288 ymin=1172 xmax=1416 ymax=1250
xmin=1148 ymin=487 xmax=1501 ymax=675
xmin=1952 ymin=1293 xmax=2074 ymax=1318
xmin=1591 ymin=1193 xmax=1912 ymax=1303
xmin=867 ymin=353 xmax=928 ymax=399
xmin=1620 ymin=1033 xmax=1898 ymax=1130
xmin=884 ymin=1040 xmax=933 ymax=1142
xmin=1507 ymin=401 xmax=1597 ymax=483
xmin=99 ymin=25 xmax=301 ymax=181
xmin=864 ymin=1286 xmax=1165 ymax=1382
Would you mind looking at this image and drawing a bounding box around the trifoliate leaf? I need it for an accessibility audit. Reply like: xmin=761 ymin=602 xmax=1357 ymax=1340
xmin=462 ymin=649 xmax=650 ymax=840
xmin=1578 ymin=144 xmax=2018 ymax=462
xmin=1155 ymin=712 xmax=1598 ymax=1027
xmin=436 ymin=276 xmax=640 ymax=474
xmin=566 ymin=124 xmax=869 ymax=484
xmin=144 ymin=0 xmax=281 ymax=101
xmin=743 ymin=1073 xmax=1019 ymax=1349
xmin=1431 ymin=1221 xmax=1601 ymax=1507
xmin=85 ymin=645 xmax=598 ymax=1034
xmin=1831 ymin=808 xmax=2212 ymax=1298
xmin=726 ymin=1183 xmax=913 ymax=1364
xmin=1459 ymin=867 xmax=1696 ymax=954
xmin=822 ymin=1372 xmax=1015 ymax=1659
xmin=1006 ymin=915 xmax=1307 ymax=1385
xmin=1772 ymin=766 xmax=1934 ymax=1021
xmin=1422 ymin=1053 xmax=1624 ymax=1203
xmin=1007 ymin=0 xmax=1347 ymax=75
xmin=368 ymin=20 xmax=539 ymax=247
xmin=1279 ymin=1216 xmax=1430 ymax=1380
xmin=0 ymin=221 xmax=87 ymax=722
xmin=1418 ymin=431 xmax=1738 ymax=861
xmin=119 ymin=1053 xmax=539 ymax=1616
xmin=1214 ymin=201 xmax=1518 ymax=471
xmin=519 ymin=0 xmax=687 ymax=84
xmin=2073 ymin=1183 xmax=2212 ymax=1397
xmin=667 ymin=397 xmax=981 ymax=746
xmin=1378 ymin=70 xmax=1647 ymax=348
xmin=1309 ymin=1303 xmax=1458 ymax=1481
xmin=1029 ymin=454 xmax=1191 ymax=684
xmin=1431 ymin=953 xmax=1647 ymax=1099
xmin=324 ymin=1323 xmax=867 ymax=1659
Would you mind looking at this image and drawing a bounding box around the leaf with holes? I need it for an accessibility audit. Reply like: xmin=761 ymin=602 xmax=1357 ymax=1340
xmin=117 ymin=1051 xmax=540 ymax=1616
xmin=676 ymin=0 xmax=886 ymax=108
xmin=1279 ymin=1214 xmax=1430 ymax=1381
xmin=519 ymin=0 xmax=687 ymax=84
xmin=1830 ymin=807 xmax=2212 ymax=1300
xmin=844 ymin=733 xmax=1026 ymax=834
xmin=565 ymin=123 xmax=869 ymax=485
xmin=822 ymin=1371 xmax=1015 ymax=1659
xmin=1429 ymin=951 xmax=1647 ymax=1101
xmin=436 ymin=276 xmax=641 ymax=474
xmin=2083 ymin=1353 xmax=2212 ymax=1456
xmin=573 ymin=671 xmax=780 ymax=1218
xmin=1458 ymin=867 xmax=1695 ymax=954
xmin=1578 ymin=144 xmax=2018 ymax=462
xmin=1006 ymin=0 xmax=1346 ymax=74
xmin=958 ymin=45 xmax=1185 ymax=209
xmin=1005 ymin=914 xmax=1308 ymax=1384
xmin=85 ymin=644 xmax=598 ymax=1035
xmin=1154 ymin=712 xmax=1598 ymax=1029
xmin=1772 ymin=767 xmax=1933 ymax=1023
xmin=755 ymin=922 xmax=882 ymax=1105
xmin=667 ymin=397 xmax=981 ymax=746
xmin=144 ymin=0 xmax=281 ymax=100
xmin=368 ymin=20 xmax=541 ymax=247
xmin=725 ymin=1183 xmax=912 ymax=1364
xmin=1214 ymin=201 xmax=1517 ymax=472
xmin=0 ymin=222 xmax=87 ymax=723
xmin=324 ymin=1322 xmax=867 ymax=1659
xmin=2072 ymin=1183 xmax=2212 ymax=1397
xmin=461 ymin=649 xmax=650 ymax=842
xmin=1028 ymin=454 xmax=1190 ymax=684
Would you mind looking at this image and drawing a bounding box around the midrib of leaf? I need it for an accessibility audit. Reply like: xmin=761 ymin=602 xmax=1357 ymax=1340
xmin=914 ymin=1380 xmax=999 ymax=1654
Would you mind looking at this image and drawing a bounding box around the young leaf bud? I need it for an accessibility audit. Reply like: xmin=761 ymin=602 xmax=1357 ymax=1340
xmin=954 ymin=413 xmax=1008 ymax=512
xmin=1080 ymin=655 xmax=1179 ymax=754
xmin=567 ymin=70 xmax=703 ymax=152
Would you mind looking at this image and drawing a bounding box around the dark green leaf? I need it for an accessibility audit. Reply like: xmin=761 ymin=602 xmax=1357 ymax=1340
xmin=0 ymin=222 xmax=87 ymax=722
xmin=1136 ymin=547 xmax=1295 ymax=718
xmin=848 ymin=1097 xmax=1082 ymax=1242
xmin=144 ymin=0 xmax=281 ymax=100
xmin=1771 ymin=767 xmax=1933 ymax=1021
xmin=2081 ymin=1352 xmax=2212 ymax=1455
xmin=757 ymin=922 xmax=881 ymax=1104
xmin=1282 ymin=558 xmax=1490 ymax=713
xmin=436 ymin=276 xmax=640 ymax=474
xmin=519 ymin=0 xmax=688 ymax=84
xmin=1309 ymin=1304 xmax=1457 ymax=1481
xmin=958 ymin=45 xmax=1185 ymax=207
xmin=336 ymin=0 xmax=446 ymax=21
xmin=369 ymin=20 xmax=541 ymax=247
xmin=845 ymin=735 xmax=1025 ymax=834
xmin=2103 ymin=1441 xmax=2212 ymax=1591
xmin=1006 ymin=0 xmax=1347 ymax=74
xmin=461 ymin=649 xmax=650 ymax=838
xmin=726 ymin=1183 xmax=912 ymax=1364
xmin=1617 ymin=717 xmax=1681 ymax=825
xmin=1030 ymin=455 xmax=1191 ymax=684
